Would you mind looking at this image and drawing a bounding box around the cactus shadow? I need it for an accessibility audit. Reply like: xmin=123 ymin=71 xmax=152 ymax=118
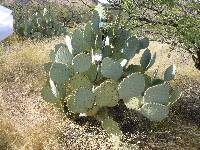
xmin=108 ymin=100 xmax=152 ymax=135
xmin=171 ymin=97 xmax=200 ymax=126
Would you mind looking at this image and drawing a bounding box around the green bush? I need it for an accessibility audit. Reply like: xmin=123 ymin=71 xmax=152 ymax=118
xmin=41 ymin=4 xmax=181 ymax=136
xmin=118 ymin=0 xmax=200 ymax=69
xmin=15 ymin=7 xmax=66 ymax=39
xmin=3 ymin=2 xmax=89 ymax=40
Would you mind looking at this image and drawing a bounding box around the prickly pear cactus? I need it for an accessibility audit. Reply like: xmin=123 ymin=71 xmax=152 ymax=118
xmin=41 ymin=4 xmax=181 ymax=136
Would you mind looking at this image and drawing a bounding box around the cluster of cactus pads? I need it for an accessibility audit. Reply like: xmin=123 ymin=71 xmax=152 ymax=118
xmin=41 ymin=4 xmax=181 ymax=135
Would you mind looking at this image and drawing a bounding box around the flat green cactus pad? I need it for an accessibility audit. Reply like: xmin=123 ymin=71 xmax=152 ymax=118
xmin=69 ymin=74 xmax=92 ymax=91
xmin=49 ymin=43 xmax=67 ymax=62
xmin=84 ymin=22 xmax=96 ymax=51
xmin=96 ymin=109 xmax=122 ymax=136
xmin=125 ymin=97 xmax=143 ymax=110
xmin=102 ymin=116 xmax=122 ymax=136
xmin=164 ymin=65 xmax=176 ymax=81
xmin=94 ymin=80 xmax=119 ymax=107
xmin=151 ymin=79 xmax=165 ymax=86
xmin=139 ymin=37 xmax=149 ymax=49
xmin=101 ymin=57 xmax=123 ymax=80
xmin=140 ymin=48 xmax=151 ymax=69
xmin=41 ymin=79 xmax=59 ymax=103
xmin=102 ymin=45 xmax=113 ymax=58
xmin=146 ymin=52 xmax=156 ymax=70
xmin=144 ymin=84 xmax=170 ymax=105
xmin=54 ymin=43 xmax=67 ymax=53
xmin=43 ymin=62 xmax=52 ymax=74
xmin=71 ymin=28 xmax=85 ymax=55
xmin=91 ymin=10 xmax=100 ymax=33
xmin=112 ymin=29 xmax=130 ymax=50
xmin=118 ymin=73 xmax=145 ymax=101
xmin=83 ymin=64 xmax=98 ymax=82
xmin=50 ymin=63 xmax=70 ymax=83
xmin=125 ymin=65 xmax=144 ymax=75
xmin=122 ymin=36 xmax=140 ymax=60
xmin=67 ymin=88 xmax=95 ymax=113
xmin=140 ymin=103 xmax=169 ymax=121
xmin=55 ymin=46 xmax=73 ymax=65
xmin=168 ymin=88 xmax=182 ymax=105
xmin=72 ymin=53 xmax=92 ymax=73
xmin=95 ymin=34 xmax=103 ymax=50
xmin=111 ymin=51 xmax=126 ymax=60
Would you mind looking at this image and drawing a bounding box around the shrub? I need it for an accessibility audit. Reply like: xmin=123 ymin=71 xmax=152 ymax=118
xmin=4 ymin=2 xmax=88 ymax=40
xmin=41 ymin=4 xmax=181 ymax=136
xmin=15 ymin=7 xmax=66 ymax=39
xmin=119 ymin=0 xmax=200 ymax=70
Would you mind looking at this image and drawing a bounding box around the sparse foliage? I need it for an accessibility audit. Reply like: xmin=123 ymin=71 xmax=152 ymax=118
xmin=107 ymin=0 xmax=200 ymax=69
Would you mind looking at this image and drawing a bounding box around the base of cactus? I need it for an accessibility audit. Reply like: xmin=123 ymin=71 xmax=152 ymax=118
xmin=63 ymin=100 xmax=152 ymax=136
xmin=108 ymin=100 xmax=151 ymax=135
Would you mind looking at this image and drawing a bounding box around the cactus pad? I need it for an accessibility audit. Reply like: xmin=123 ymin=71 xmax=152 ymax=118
xmin=50 ymin=63 xmax=70 ymax=83
xmin=83 ymin=64 xmax=98 ymax=82
xmin=49 ymin=43 xmax=67 ymax=62
xmin=164 ymin=65 xmax=176 ymax=81
xmin=84 ymin=22 xmax=96 ymax=51
xmin=69 ymin=74 xmax=92 ymax=91
xmin=96 ymin=109 xmax=122 ymax=136
xmin=125 ymin=65 xmax=144 ymax=75
xmin=43 ymin=62 xmax=52 ymax=74
xmin=67 ymin=88 xmax=95 ymax=113
xmin=168 ymin=88 xmax=182 ymax=105
xmin=55 ymin=46 xmax=73 ymax=65
xmin=71 ymin=28 xmax=85 ymax=55
xmin=41 ymin=79 xmax=59 ymax=103
xmin=140 ymin=103 xmax=169 ymax=121
xmin=146 ymin=52 xmax=156 ymax=70
xmin=122 ymin=36 xmax=140 ymax=59
xmin=94 ymin=80 xmax=119 ymax=107
xmin=91 ymin=10 xmax=100 ymax=33
xmin=101 ymin=57 xmax=123 ymax=80
xmin=118 ymin=73 xmax=145 ymax=100
xmin=140 ymin=48 xmax=151 ymax=69
xmin=101 ymin=116 xmax=122 ymax=136
xmin=102 ymin=45 xmax=113 ymax=58
xmin=72 ymin=53 xmax=92 ymax=73
xmin=144 ymin=84 xmax=170 ymax=105
xmin=139 ymin=37 xmax=149 ymax=49
xmin=125 ymin=97 xmax=142 ymax=110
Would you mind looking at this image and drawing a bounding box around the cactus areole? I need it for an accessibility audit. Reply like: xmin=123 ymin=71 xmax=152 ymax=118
xmin=41 ymin=4 xmax=181 ymax=136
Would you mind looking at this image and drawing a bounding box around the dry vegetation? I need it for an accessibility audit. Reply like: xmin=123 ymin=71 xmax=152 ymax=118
xmin=0 ymin=34 xmax=200 ymax=149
